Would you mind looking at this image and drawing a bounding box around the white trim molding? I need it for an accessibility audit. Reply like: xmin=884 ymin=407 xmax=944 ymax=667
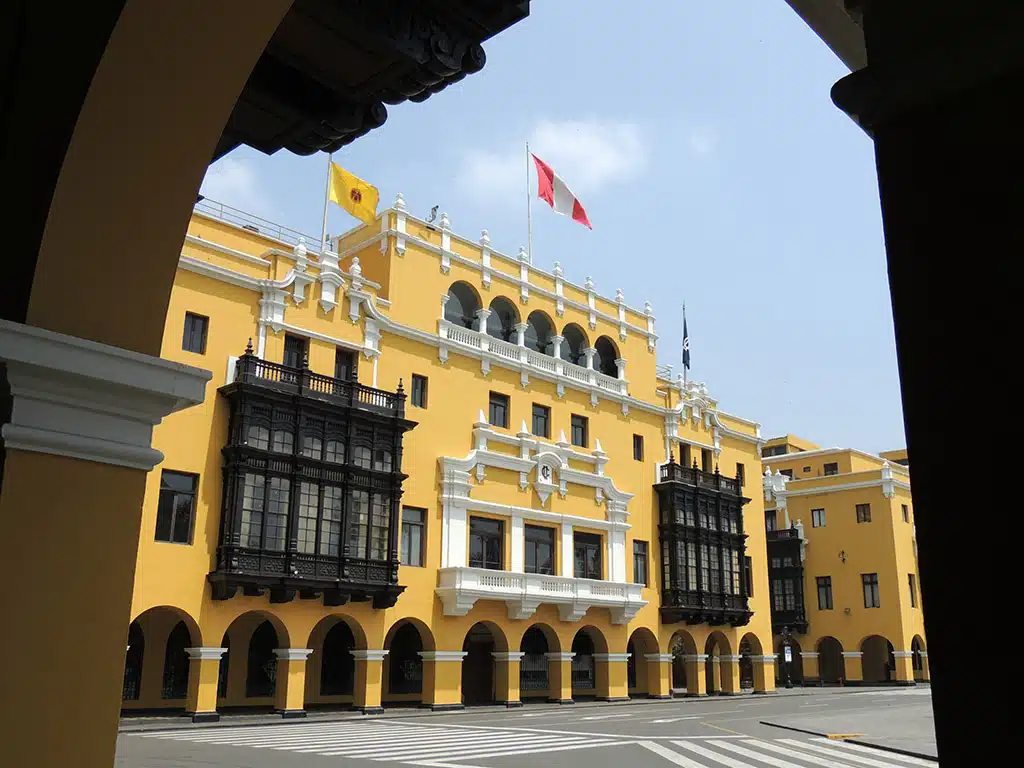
xmin=545 ymin=652 xmax=576 ymax=662
xmin=0 ymin=320 xmax=211 ymax=470
xmin=418 ymin=651 xmax=468 ymax=662
xmin=722 ymin=654 xmax=742 ymax=663
xmin=645 ymin=654 xmax=675 ymax=663
xmin=492 ymin=652 xmax=527 ymax=662
xmin=842 ymin=651 xmax=864 ymax=659
xmin=757 ymin=655 xmax=777 ymax=664
xmin=185 ymin=647 xmax=228 ymax=661
xmin=683 ymin=654 xmax=709 ymax=663
xmin=594 ymin=653 xmax=632 ymax=663
xmin=350 ymin=650 xmax=389 ymax=662
xmin=274 ymin=648 xmax=314 ymax=661
xmin=801 ymin=652 xmax=820 ymax=660
xmin=892 ymin=650 xmax=914 ymax=659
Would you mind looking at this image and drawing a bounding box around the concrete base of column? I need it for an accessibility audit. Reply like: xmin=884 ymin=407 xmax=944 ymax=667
xmin=191 ymin=712 xmax=220 ymax=723
xmin=646 ymin=694 xmax=672 ymax=700
xmin=423 ymin=703 xmax=464 ymax=712
xmin=356 ymin=706 xmax=384 ymax=714
xmin=497 ymin=700 xmax=524 ymax=708
xmin=596 ymin=696 xmax=630 ymax=702
xmin=550 ymin=698 xmax=575 ymax=704
xmin=277 ymin=709 xmax=307 ymax=718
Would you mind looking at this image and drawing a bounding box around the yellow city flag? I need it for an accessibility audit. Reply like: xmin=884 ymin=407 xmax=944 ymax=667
xmin=328 ymin=161 xmax=379 ymax=225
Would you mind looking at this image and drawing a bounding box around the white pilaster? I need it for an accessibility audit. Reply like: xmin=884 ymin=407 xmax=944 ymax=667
xmin=510 ymin=516 xmax=525 ymax=573
xmin=560 ymin=523 xmax=574 ymax=578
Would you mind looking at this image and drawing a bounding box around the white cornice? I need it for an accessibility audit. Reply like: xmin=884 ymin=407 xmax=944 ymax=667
xmin=179 ymin=255 xmax=262 ymax=290
xmin=775 ymin=476 xmax=911 ymax=498
xmin=0 ymin=320 xmax=211 ymax=470
xmin=183 ymin=234 xmax=271 ymax=267
xmin=760 ymin=445 xmax=911 ymax=477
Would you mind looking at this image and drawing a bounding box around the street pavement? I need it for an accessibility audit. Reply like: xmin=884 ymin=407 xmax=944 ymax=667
xmin=116 ymin=687 xmax=937 ymax=768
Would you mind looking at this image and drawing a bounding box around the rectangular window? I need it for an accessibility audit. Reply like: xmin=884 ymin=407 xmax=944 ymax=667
xmin=765 ymin=510 xmax=777 ymax=532
xmin=525 ymin=524 xmax=555 ymax=575
xmin=680 ymin=444 xmax=692 ymax=468
xmin=772 ymin=579 xmax=784 ymax=611
xmin=633 ymin=540 xmax=649 ymax=585
xmin=489 ymin=392 xmax=510 ymax=429
xmin=824 ymin=462 xmax=839 ymax=476
xmin=401 ymin=507 xmax=426 ymax=566
xmin=909 ymin=573 xmax=917 ymax=608
xmin=863 ymin=572 xmax=881 ymax=608
xmin=744 ymin=556 xmax=754 ymax=596
xmin=271 ymin=428 xmax=294 ymax=454
xmin=283 ymin=334 xmax=307 ymax=369
xmin=570 ymin=414 xmax=588 ymax=447
xmin=701 ymin=448 xmax=713 ymax=473
xmin=155 ymin=471 xmax=198 ymax=544
xmin=736 ymin=462 xmax=745 ymax=488
xmin=817 ymin=576 xmax=833 ymax=610
xmin=686 ymin=541 xmax=697 ymax=590
xmin=779 ymin=468 xmax=793 ymax=479
xmin=411 ymin=374 xmax=428 ymax=408
xmin=469 ymin=517 xmax=504 ymax=570
xmin=532 ymin=404 xmax=550 ymax=439
xmin=574 ymin=532 xmax=602 ymax=579
xmin=297 ymin=482 xmax=319 ymax=554
xmin=856 ymin=503 xmax=872 ymax=523
xmin=335 ymin=347 xmax=357 ymax=381
xmin=730 ymin=549 xmax=741 ymax=595
xmin=902 ymin=504 xmax=910 ymax=523
xmin=345 ymin=489 xmax=369 ymax=558
xmin=181 ymin=312 xmax=208 ymax=355
xmin=633 ymin=434 xmax=644 ymax=462
xmin=812 ymin=508 xmax=826 ymax=528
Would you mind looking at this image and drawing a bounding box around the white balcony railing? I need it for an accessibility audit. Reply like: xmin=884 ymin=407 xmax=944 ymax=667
xmin=438 ymin=320 xmax=629 ymax=398
xmin=436 ymin=566 xmax=646 ymax=624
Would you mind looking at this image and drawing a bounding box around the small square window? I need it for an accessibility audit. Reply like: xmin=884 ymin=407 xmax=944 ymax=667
xmin=532 ymin=404 xmax=550 ymax=439
xmin=182 ymin=312 xmax=208 ymax=355
xmin=856 ymin=503 xmax=872 ymax=523
xmin=401 ymin=507 xmax=426 ymax=567
xmin=570 ymin=414 xmax=588 ymax=448
xmin=411 ymin=374 xmax=428 ymax=409
xmin=633 ymin=434 xmax=644 ymax=462
xmin=803 ymin=466 xmax=811 ymax=473
xmin=812 ymin=508 xmax=826 ymax=528
xmin=488 ymin=392 xmax=510 ymax=429
xmin=824 ymin=462 xmax=839 ymax=476
xmin=155 ymin=471 xmax=198 ymax=545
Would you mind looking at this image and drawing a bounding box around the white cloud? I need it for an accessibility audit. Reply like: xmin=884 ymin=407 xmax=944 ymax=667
xmin=199 ymin=156 xmax=270 ymax=213
xmin=459 ymin=118 xmax=647 ymax=203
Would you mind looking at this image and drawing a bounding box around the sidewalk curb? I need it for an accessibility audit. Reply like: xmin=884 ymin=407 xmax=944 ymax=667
xmin=758 ymin=720 xmax=939 ymax=762
xmin=119 ymin=690 xmax=791 ymax=734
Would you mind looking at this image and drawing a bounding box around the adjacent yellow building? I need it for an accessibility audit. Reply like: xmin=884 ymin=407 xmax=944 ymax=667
xmin=761 ymin=436 xmax=926 ymax=686
xmin=121 ymin=195 xmax=775 ymax=721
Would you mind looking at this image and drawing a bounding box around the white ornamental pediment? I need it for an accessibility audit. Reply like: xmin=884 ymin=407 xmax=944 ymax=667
xmin=532 ymin=451 xmax=567 ymax=506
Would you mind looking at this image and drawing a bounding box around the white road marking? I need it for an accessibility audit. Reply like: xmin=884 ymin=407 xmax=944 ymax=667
xmin=650 ymin=716 xmax=705 ymax=723
xmin=674 ymin=739 xmax=763 ymax=768
xmin=639 ymin=740 xmax=707 ymax=767
xmin=799 ymin=704 xmax=831 ymax=708
xmin=780 ymin=739 xmax=915 ymax=768
xmin=717 ymin=739 xmax=833 ymax=768
xmin=750 ymin=739 xmax=859 ymax=768
xmin=813 ymin=738 xmax=937 ymax=766
xmin=580 ymin=713 xmax=635 ymax=721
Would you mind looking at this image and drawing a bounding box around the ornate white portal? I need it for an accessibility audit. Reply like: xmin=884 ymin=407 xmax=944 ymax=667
xmin=435 ymin=417 xmax=646 ymax=624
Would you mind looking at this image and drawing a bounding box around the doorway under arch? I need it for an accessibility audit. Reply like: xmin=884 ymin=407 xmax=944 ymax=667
xmin=627 ymin=628 xmax=659 ymax=697
xmin=911 ymin=636 xmax=926 ymax=681
xmin=383 ymin=620 xmax=434 ymax=706
xmin=861 ymin=635 xmax=895 ymax=683
xmin=669 ymin=630 xmax=697 ymax=691
xmin=123 ymin=621 xmax=145 ymax=702
xmin=246 ymin=621 xmax=279 ymax=699
xmin=818 ymin=636 xmax=845 ymax=684
xmin=519 ymin=624 xmax=557 ymax=701
xmin=462 ymin=622 xmax=506 ymax=706
xmin=121 ymin=606 xmax=202 ymax=711
xmin=571 ymin=627 xmax=607 ymax=697
xmin=776 ymin=637 xmax=804 ymax=685
xmin=161 ymin=621 xmax=192 ymax=700
xmin=705 ymin=632 xmax=732 ymax=694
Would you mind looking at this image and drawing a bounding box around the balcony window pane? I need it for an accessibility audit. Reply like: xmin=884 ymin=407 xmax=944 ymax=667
xmin=373 ymin=448 xmax=393 ymax=473
xmin=401 ymin=507 xmax=425 ymax=567
xmin=525 ymin=525 xmax=554 ymax=575
xmin=469 ymin=517 xmax=504 ymax=570
xmin=324 ymin=439 xmax=344 ymax=464
xmin=370 ymin=495 xmax=390 ymax=560
xmin=346 ymin=489 xmax=369 ymax=558
xmin=300 ymin=435 xmax=322 ymax=460
xmin=321 ymin=486 xmax=343 ymax=557
xmin=248 ymin=425 xmax=269 ymax=450
xmin=264 ymin=477 xmax=290 ymax=551
xmin=353 ymin=444 xmax=372 ymax=469
xmin=297 ymin=482 xmax=318 ymax=554
xmin=240 ymin=473 xmax=265 ymax=548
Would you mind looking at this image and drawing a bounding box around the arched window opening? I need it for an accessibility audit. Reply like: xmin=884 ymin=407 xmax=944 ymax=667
xmin=320 ymin=622 xmax=356 ymax=696
xmin=123 ymin=622 xmax=144 ymax=701
xmin=524 ymin=311 xmax=554 ymax=355
xmin=246 ymin=621 xmax=278 ymax=698
xmin=486 ymin=297 xmax=519 ymax=343
xmin=161 ymin=621 xmax=191 ymax=699
xmin=444 ymin=282 xmax=481 ymax=329
xmin=594 ymin=336 xmax=619 ymax=377
xmin=561 ymin=324 xmax=588 ymax=366
xmin=388 ymin=623 xmax=424 ymax=695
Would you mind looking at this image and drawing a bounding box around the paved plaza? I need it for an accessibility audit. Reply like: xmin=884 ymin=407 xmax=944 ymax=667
xmin=116 ymin=687 xmax=937 ymax=767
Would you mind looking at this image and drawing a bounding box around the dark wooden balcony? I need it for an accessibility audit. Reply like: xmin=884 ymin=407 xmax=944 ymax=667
xmin=659 ymin=459 xmax=740 ymax=495
xmin=233 ymin=346 xmax=405 ymax=418
xmin=661 ymin=589 xmax=752 ymax=627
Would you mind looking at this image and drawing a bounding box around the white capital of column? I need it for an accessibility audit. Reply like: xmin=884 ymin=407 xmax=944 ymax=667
xmin=0 ymin=320 xmax=211 ymax=470
xmin=545 ymin=652 xmax=576 ymax=662
xmin=492 ymin=652 xmax=526 ymax=662
xmin=351 ymin=650 xmax=389 ymax=662
xmin=274 ymin=648 xmax=313 ymax=661
xmin=594 ymin=653 xmax=631 ymax=662
xmin=185 ymin=647 xmax=227 ymax=661
xmin=645 ymin=653 xmax=674 ymax=663
xmin=842 ymin=651 xmax=864 ymax=659
xmin=419 ymin=651 xmax=468 ymax=662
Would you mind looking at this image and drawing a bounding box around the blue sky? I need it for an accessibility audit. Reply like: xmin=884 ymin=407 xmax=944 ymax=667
xmin=200 ymin=1 xmax=903 ymax=453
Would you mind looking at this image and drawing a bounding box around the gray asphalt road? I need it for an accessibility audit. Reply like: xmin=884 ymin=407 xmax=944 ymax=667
xmin=116 ymin=687 xmax=937 ymax=768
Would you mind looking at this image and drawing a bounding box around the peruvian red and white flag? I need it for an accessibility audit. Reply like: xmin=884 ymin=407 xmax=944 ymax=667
xmin=531 ymin=154 xmax=592 ymax=230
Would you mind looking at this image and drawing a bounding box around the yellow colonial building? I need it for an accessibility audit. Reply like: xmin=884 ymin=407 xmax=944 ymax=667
xmin=761 ymin=436 xmax=927 ymax=687
xmin=121 ymin=194 xmax=774 ymax=721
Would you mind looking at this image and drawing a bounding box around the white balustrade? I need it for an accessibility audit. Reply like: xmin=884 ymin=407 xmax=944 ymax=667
xmin=436 ymin=566 xmax=645 ymax=623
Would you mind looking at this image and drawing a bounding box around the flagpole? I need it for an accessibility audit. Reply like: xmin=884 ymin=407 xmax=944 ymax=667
xmin=682 ymin=302 xmax=688 ymax=389
xmin=526 ymin=141 xmax=533 ymax=263
xmin=320 ymin=152 xmax=333 ymax=254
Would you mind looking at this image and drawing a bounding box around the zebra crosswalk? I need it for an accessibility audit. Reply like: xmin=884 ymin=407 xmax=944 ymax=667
xmin=139 ymin=721 xmax=938 ymax=767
